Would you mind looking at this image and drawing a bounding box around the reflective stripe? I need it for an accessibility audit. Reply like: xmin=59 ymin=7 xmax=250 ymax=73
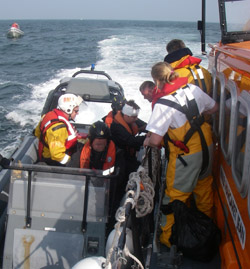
xmin=195 ymin=65 xmax=207 ymax=93
xmin=103 ymin=166 xmax=115 ymax=176
xmin=174 ymin=89 xmax=186 ymax=107
xmin=44 ymin=120 xmax=52 ymax=128
xmin=58 ymin=115 xmax=77 ymax=141
xmin=188 ymin=68 xmax=199 ymax=85
xmin=196 ymin=66 xmax=204 ymax=79
xmin=60 ymin=154 xmax=70 ymax=164
xmin=183 ymin=86 xmax=195 ymax=102
xmin=174 ymin=87 xmax=195 ymax=107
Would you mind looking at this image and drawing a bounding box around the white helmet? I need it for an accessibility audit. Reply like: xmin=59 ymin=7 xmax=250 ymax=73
xmin=57 ymin=93 xmax=83 ymax=114
xmin=72 ymin=256 xmax=110 ymax=269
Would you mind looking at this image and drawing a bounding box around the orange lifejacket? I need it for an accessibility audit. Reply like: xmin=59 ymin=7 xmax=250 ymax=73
xmin=113 ymin=111 xmax=139 ymax=135
xmin=38 ymin=109 xmax=77 ymax=160
xmin=105 ymin=111 xmax=114 ymax=128
xmin=80 ymin=140 xmax=116 ymax=170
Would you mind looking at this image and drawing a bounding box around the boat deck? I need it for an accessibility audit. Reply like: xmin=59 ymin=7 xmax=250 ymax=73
xmin=150 ymin=243 xmax=221 ymax=269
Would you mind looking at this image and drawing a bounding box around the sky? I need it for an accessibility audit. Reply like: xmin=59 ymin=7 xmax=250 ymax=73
xmin=0 ymin=0 xmax=220 ymax=22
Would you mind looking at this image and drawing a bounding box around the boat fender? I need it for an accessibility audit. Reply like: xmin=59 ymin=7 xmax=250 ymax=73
xmin=72 ymin=256 xmax=110 ymax=269
xmin=105 ymin=227 xmax=134 ymax=260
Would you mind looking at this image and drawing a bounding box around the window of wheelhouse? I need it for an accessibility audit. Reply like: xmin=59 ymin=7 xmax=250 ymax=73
xmin=219 ymin=0 xmax=250 ymax=43
xmin=220 ymin=80 xmax=238 ymax=164
xmin=232 ymin=90 xmax=250 ymax=198
xmin=212 ymin=71 xmax=225 ymax=139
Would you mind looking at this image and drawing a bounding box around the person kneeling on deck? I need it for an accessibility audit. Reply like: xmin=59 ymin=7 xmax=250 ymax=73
xmin=144 ymin=62 xmax=218 ymax=248
xmin=34 ymin=93 xmax=83 ymax=166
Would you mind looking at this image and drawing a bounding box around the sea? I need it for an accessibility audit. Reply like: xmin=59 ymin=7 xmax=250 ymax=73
xmin=0 ymin=20 xmax=220 ymax=158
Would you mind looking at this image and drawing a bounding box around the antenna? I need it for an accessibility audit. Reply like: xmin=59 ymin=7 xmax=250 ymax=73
xmin=197 ymin=0 xmax=206 ymax=54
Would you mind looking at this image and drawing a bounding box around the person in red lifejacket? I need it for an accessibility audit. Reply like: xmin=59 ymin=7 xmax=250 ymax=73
xmin=164 ymin=39 xmax=212 ymax=96
xmin=11 ymin=23 xmax=19 ymax=29
xmin=144 ymin=62 xmax=218 ymax=248
xmin=34 ymin=93 xmax=83 ymax=166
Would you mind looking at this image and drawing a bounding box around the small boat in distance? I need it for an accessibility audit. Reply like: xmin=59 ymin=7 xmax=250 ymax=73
xmin=6 ymin=22 xmax=24 ymax=39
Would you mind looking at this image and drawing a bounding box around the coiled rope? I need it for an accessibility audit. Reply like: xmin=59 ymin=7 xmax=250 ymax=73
xmin=105 ymin=147 xmax=161 ymax=268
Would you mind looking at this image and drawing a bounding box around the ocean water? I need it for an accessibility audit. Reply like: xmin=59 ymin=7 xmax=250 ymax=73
xmin=0 ymin=20 xmax=220 ymax=157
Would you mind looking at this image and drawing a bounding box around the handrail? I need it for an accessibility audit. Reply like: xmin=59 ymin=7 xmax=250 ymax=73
xmin=72 ymin=70 xmax=112 ymax=80
xmin=4 ymin=162 xmax=119 ymax=178
xmin=2 ymin=162 xmax=119 ymax=228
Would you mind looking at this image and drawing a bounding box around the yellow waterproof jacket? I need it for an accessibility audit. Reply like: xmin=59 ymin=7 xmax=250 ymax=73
xmin=35 ymin=121 xmax=70 ymax=163
xmin=34 ymin=109 xmax=77 ymax=164
xmin=164 ymin=48 xmax=212 ymax=96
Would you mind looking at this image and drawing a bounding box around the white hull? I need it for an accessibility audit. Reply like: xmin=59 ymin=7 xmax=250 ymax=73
xmin=6 ymin=27 xmax=24 ymax=38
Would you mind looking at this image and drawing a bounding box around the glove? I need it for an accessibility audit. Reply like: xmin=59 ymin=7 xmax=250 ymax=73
xmin=0 ymin=154 xmax=11 ymax=168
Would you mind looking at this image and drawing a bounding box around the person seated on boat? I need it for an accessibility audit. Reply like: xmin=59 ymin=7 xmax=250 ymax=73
xmin=144 ymin=62 xmax=218 ymax=248
xmin=79 ymin=121 xmax=117 ymax=170
xmin=79 ymin=121 xmax=126 ymax=229
xmin=164 ymin=39 xmax=212 ymax=96
xmin=139 ymin=80 xmax=155 ymax=103
xmin=110 ymin=100 xmax=146 ymax=178
xmin=34 ymin=93 xmax=83 ymax=166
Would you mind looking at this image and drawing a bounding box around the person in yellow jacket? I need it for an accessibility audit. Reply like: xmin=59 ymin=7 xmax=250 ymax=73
xmin=144 ymin=62 xmax=218 ymax=248
xmin=34 ymin=93 xmax=83 ymax=166
xmin=164 ymin=39 xmax=212 ymax=96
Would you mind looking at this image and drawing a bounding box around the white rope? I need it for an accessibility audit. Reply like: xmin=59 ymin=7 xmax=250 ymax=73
xmin=126 ymin=167 xmax=155 ymax=218
xmin=105 ymin=192 xmax=136 ymax=268
xmin=123 ymin=246 xmax=144 ymax=269
xmin=105 ymin=147 xmax=161 ymax=268
xmin=105 ymin=222 xmax=121 ymax=268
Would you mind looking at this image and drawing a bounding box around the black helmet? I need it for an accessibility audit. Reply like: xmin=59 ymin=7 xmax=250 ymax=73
xmin=111 ymin=95 xmax=126 ymax=112
xmin=89 ymin=121 xmax=111 ymax=142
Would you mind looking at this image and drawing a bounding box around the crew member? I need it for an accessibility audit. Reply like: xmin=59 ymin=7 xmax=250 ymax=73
xmin=80 ymin=121 xmax=125 ymax=231
xmin=164 ymin=39 xmax=212 ymax=96
xmin=110 ymin=100 xmax=146 ymax=177
xmin=139 ymin=80 xmax=155 ymax=103
xmin=144 ymin=62 xmax=218 ymax=248
xmin=34 ymin=93 xmax=83 ymax=166
xmin=80 ymin=121 xmax=116 ymax=170
xmin=103 ymin=95 xmax=126 ymax=128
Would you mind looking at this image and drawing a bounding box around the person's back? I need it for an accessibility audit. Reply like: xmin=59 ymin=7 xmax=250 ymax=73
xmin=164 ymin=39 xmax=212 ymax=96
